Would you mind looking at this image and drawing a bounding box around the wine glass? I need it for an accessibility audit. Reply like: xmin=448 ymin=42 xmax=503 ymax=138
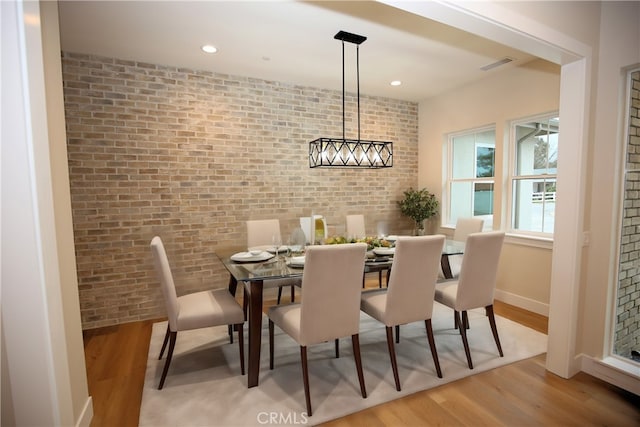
xmin=272 ymin=234 xmax=282 ymax=258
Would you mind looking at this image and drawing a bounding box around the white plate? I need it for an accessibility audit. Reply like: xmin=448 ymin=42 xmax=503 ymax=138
xmin=384 ymin=235 xmax=398 ymax=242
xmin=230 ymin=251 xmax=275 ymax=263
xmin=248 ymin=245 xmax=289 ymax=254
xmin=373 ymin=247 xmax=395 ymax=256
xmin=286 ymin=256 xmax=306 ymax=268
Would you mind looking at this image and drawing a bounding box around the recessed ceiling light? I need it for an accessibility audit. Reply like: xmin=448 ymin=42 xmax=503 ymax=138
xmin=390 ymin=80 xmax=402 ymax=86
xmin=201 ymin=45 xmax=218 ymax=54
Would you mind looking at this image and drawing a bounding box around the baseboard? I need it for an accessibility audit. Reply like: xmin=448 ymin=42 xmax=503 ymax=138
xmin=580 ymin=355 xmax=640 ymax=396
xmin=76 ymin=396 xmax=93 ymax=427
xmin=494 ymin=289 xmax=549 ymax=316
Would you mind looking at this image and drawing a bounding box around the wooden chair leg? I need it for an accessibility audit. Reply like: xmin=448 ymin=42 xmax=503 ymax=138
xmin=462 ymin=310 xmax=469 ymax=329
xmin=277 ymin=286 xmax=283 ymax=304
xmin=386 ymin=326 xmax=401 ymax=391
xmin=301 ymin=346 xmax=312 ymax=416
xmin=290 ymin=285 xmax=295 ymax=303
xmin=425 ymin=319 xmax=442 ymax=378
xmin=454 ymin=311 xmax=473 ymax=369
xmin=454 ymin=310 xmax=459 ymax=329
xmin=158 ymin=331 xmax=177 ymax=389
xmin=159 ymin=324 xmax=170 ymax=359
xmin=268 ymin=319 xmax=275 ymax=370
xmin=378 ymin=270 xmax=383 ymax=288
xmin=486 ymin=305 xmax=504 ymax=357
xmin=351 ymin=334 xmax=367 ymax=398
xmin=228 ymin=325 xmax=234 ymax=344
xmin=335 ymin=339 xmax=340 ymax=358
xmin=395 ymin=324 xmax=400 ymax=344
xmin=236 ymin=323 xmax=245 ymax=375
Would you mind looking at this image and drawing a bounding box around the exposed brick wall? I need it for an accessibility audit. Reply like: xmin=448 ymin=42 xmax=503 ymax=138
xmin=616 ymin=70 xmax=640 ymax=357
xmin=62 ymin=52 xmax=419 ymax=329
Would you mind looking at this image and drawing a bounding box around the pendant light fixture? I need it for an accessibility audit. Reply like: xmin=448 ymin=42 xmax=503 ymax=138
xmin=309 ymin=31 xmax=393 ymax=168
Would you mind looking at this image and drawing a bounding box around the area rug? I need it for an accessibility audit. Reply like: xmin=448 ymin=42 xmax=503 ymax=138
xmin=139 ymin=302 xmax=547 ymax=426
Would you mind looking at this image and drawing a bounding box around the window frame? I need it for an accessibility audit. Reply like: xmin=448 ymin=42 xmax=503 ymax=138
xmin=443 ymin=125 xmax=496 ymax=229
xmin=506 ymin=112 xmax=559 ymax=238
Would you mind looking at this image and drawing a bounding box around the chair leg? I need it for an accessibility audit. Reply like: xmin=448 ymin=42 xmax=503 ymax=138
xmin=454 ymin=311 xmax=473 ymax=369
xmin=425 ymin=319 xmax=442 ymax=378
xmin=277 ymin=286 xmax=283 ymax=304
xmin=236 ymin=323 xmax=245 ymax=375
xmin=378 ymin=270 xmax=383 ymax=288
xmin=454 ymin=310 xmax=459 ymax=329
xmin=301 ymin=346 xmax=312 ymax=416
xmin=228 ymin=325 xmax=234 ymax=344
xmin=486 ymin=305 xmax=504 ymax=357
xmin=462 ymin=310 xmax=469 ymax=329
xmin=335 ymin=339 xmax=340 ymax=358
xmin=290 ymin=285 xmax=295 ymax=303
xmin=158 ymin=331 xmax=177 ymax=389
xmin=351 ymin=334 xmax=367 ymax=398
xmin=385 ymin=326 xmax=401 ymax=391
xmin=159 ymin=324 xmax=170 ymax=359
xmin=395 ymin=324 xmax=400 ymax=344
xmin=269 ymin=319 xmax=275 ymax=370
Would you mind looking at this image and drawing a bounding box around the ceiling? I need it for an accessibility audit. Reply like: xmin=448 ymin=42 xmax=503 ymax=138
xmin=57 ymin=1 xmax=538 ymax=102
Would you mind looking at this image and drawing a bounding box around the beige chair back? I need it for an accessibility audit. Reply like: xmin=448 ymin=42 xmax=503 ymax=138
xmin=346 ymin=214 xmax=366 ymax=239
xmin=385 ymin=235 xmax=445 ymax=326
xmin=299 ymin=243 xmax=367 ymax=345
xmin=150 ymin=236 xmax=179 ymax=331
xmin=453 ymin=217 xmax=484 ymax=241
xmin=455 ymin=231 xmax=505 ymax=310
xmin=247 ymin=219 xmax=281 ymax=248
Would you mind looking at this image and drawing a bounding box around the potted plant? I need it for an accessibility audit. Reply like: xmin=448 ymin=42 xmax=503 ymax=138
xmin=398 ymin=187 xmax=439 ymax=235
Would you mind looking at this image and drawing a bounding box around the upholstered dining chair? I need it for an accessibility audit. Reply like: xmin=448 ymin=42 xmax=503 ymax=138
xmin=246 ymin=219 xmax=300 ymax=304
xmin=441 ymin=217 xmax=485 ymax=279
xmin=267 ymin=243 xmax=368 ymax=416
xmin=150 ymin=236 xmax=245 ymax=389
xmin=346 ymin=214 xmax=366 ymax=239
xmin=434 ymin=231 xmax=505 ymax=369
xmin=360 ymin=235 xmax=445 ymax=391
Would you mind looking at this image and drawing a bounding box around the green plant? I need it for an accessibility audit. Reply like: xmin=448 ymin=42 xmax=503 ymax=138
xmin=397 ymin=187 xmax=439 ymax=230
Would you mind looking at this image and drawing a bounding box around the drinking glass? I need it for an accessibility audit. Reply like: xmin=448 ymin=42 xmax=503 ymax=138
xmin=272 ymin=234 xmax=282 ymax=258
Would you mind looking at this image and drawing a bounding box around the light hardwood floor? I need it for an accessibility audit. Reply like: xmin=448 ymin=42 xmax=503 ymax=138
xmin=83 ymin=277 xmax=639 ymax=426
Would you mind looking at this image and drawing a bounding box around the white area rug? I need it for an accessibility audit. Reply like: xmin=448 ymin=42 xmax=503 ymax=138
xmin=139 ymin=302 xmax=546 ymax=426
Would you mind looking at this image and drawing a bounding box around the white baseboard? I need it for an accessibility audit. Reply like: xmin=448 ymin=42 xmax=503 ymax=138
xmin=494 ymin=289 xmax=549 ymax=316
xmin=76 ymin=396 xmax=93 ymax=427
xmin=580 ymin=355 xmax=640 ymax=396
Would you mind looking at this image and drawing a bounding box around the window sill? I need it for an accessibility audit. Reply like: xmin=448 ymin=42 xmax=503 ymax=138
xmin=504 ymin=232 xmax=553 ymax=249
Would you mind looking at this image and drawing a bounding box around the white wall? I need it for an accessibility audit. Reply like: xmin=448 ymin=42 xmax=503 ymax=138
xmin=580 ymin=1 xmax=640 ymax=369
xmin=420 ymin=59 xmax=560 ymax=314
xmin=1 ymin=0 xmax=91 ymax=425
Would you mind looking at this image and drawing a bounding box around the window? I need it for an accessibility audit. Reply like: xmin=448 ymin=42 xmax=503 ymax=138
xmin=509 ymin=114 xmax=559 ymax=234
xmin=446 ymin=127 xmax=495 ymax=228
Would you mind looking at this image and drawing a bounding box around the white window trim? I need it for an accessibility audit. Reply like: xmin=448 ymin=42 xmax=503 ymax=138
xmin=505 ymin=111 xmax=559 ymax=239
xmin=443 ymin=125 xmax=496 ymax=228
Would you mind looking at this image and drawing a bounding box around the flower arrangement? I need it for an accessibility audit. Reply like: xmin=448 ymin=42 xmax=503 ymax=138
xmin=397 ymin=187 xmax=439 ymax=234
xmin=324 ymin=236 xmax=393 ymax=251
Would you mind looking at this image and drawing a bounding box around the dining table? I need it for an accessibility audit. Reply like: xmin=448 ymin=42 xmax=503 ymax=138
xmin=218 ymin=238 xmax=465 ymax=388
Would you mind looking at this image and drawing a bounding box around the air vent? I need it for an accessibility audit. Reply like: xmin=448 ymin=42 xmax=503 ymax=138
xmin=480 ymin=57 xmax=514 ymax=71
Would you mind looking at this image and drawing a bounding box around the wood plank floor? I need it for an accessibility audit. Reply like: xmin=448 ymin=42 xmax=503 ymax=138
xmin=83 ymin=278 xmax=640 ymax=426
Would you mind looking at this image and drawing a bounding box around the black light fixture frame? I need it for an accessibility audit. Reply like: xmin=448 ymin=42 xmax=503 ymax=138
xmin=309 ymin=30 xmax=393 ymax=168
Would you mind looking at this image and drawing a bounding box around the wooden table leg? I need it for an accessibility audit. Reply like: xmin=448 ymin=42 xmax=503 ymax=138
xmin=441 ymin=254 xmax=453 ymax=279
xmin=247 ymin=280 xmax=264 ymax=388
